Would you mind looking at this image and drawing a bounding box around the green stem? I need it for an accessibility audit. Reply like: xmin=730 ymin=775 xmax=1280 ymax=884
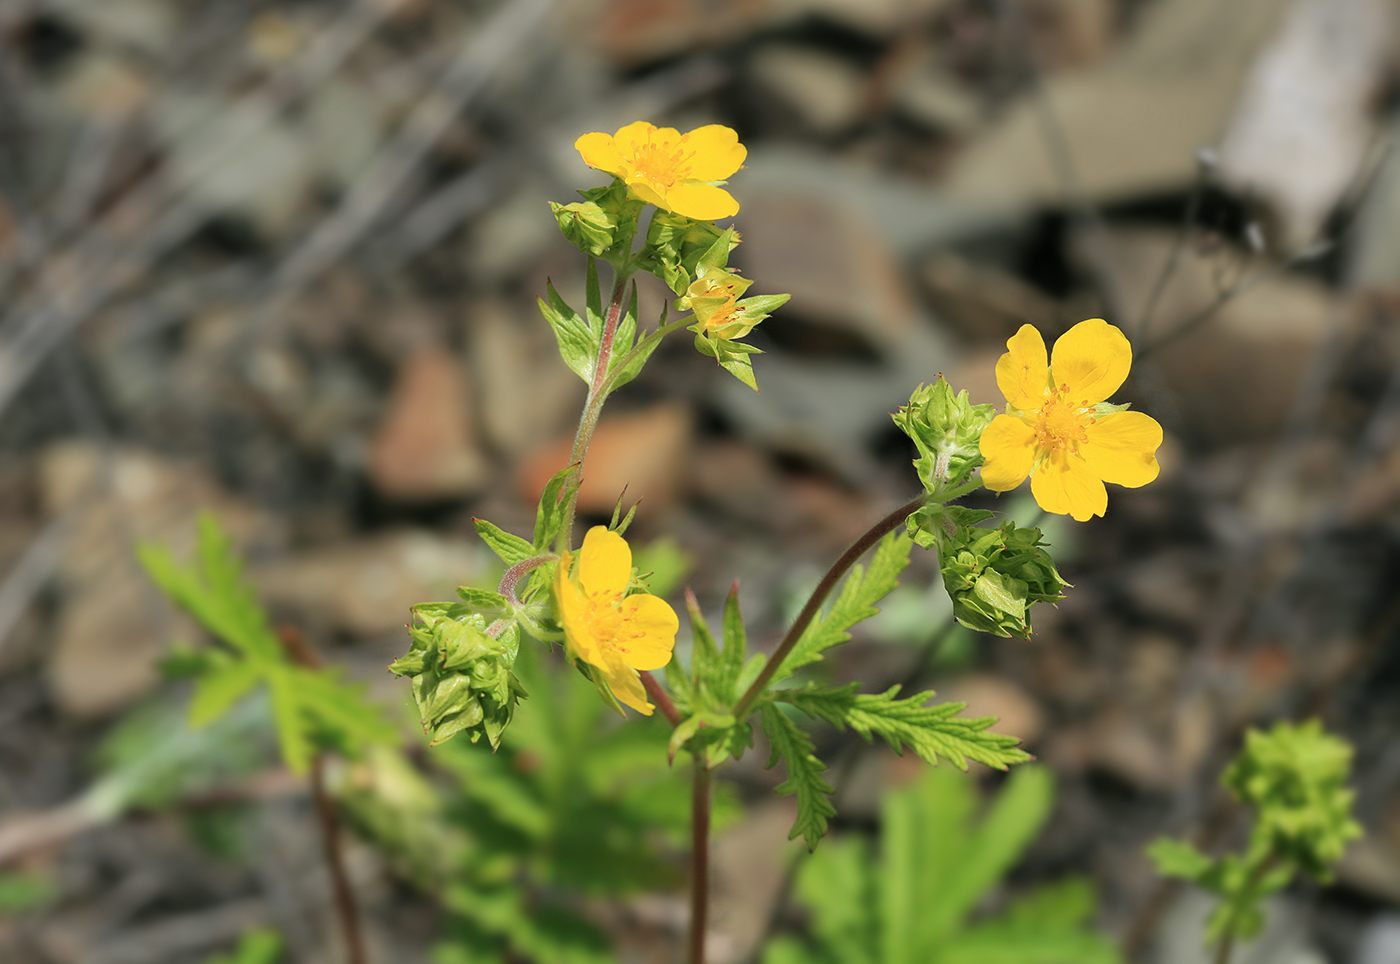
xmin=1212 ymin=851 xmax=1281 ymax=964
xmin=556 ymin=271 xmax=631 ymax=554
xmin=731 ymin=494 xmax=926 ymax=721
xmin=687 ymin=758 xmax=714 ymax=964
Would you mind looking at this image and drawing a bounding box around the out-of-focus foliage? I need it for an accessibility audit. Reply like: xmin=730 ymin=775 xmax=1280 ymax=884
xmin=763 ymin=765 xmax=1119 ymax=964
xmin=1149 ymin=719 xmax=1363 ymax=948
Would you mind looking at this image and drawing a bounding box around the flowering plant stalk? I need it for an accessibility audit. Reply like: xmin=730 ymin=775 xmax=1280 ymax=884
xmin=390 ymin=120 xmax=1168 ymax=962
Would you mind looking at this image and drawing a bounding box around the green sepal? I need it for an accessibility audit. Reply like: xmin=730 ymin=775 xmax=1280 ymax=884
xmin=936 ymin=519 xmax=1068 ymax=638
xmin=639 ymin=216 xmax=739 ymax=295
xmin=391 ymin=608 xmax=527 ymax=749
xmin=893 ymin=378 xmax=995 ymax=495
xmin=693 ymin=331 xmax=763 ymax=390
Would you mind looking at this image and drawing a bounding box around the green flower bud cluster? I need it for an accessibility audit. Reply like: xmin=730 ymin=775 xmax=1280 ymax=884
xmin=389 ymin=603 xmax=527 ymax=749
xmin=549 ymin=183 xmax=642 ymax=263
xmin=892 ymin=378 xmax=995 ymax=496
xmin=1223 ymin=719 xmax=1363 ymax=880
xmin=931 ymin=507 xmax=1068 ymax=638
xmin=1148 ymin=720 xmax=1362 ymax=947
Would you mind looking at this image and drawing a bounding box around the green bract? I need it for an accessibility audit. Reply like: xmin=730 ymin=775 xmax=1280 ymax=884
xmin=930 ymin=510 xmax=1068 ymax=638
xmin=893 ymin=379 xmax=995 ymax=495
xmin=390 ymin=605 xmax=528 ymax=749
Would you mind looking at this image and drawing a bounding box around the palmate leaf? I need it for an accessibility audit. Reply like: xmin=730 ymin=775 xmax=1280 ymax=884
xmin=779 ymin=684 xmax=1031 ymax=772
xmin=771 ymin=533 xmax=912 ymax=687
xmin=762 ymin=703 xmax=836 ymax=850
xmin=140 ymin=516 xmax=397 ymax=775
xmin=763 ymin=766 xmax=1121 ymax=964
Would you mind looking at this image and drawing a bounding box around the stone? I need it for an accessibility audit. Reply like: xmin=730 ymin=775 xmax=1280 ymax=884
xmin=1216 ymin=0 xmax=1391 ymax=249
xmin=367 ymin=349 xmax=489 ymax=501
xmin=47 ymin=574 xmax=165 ymax=718
xmin=253 ymin=531 xmax=482 ymax=641
xmin=1086 ymin=227 xmax=1337 ymax=443
xmin=919 ymin=252 xmax=1058 ymax=345
xmin=39 ymin=442 xmax=279 ymax=586
xmin=943 ymin=0 xmax=1289 ymax=205
xmin=468 ymin=298 xmax=585 ymax=458
xmin=748 ymin=44 xmax=867 ymax=137
xmin=936 ymin=673 xmax=1046 ymax=746
xmin=518 ymin=404 xmax=692 ymax=517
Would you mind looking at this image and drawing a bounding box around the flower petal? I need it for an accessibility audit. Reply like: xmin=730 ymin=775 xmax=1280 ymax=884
xmin=602 ymin=662 xmax=653 ymax=715
xmin=660 ymin=182 xmax=739 ymax=220
xmin=578 ymin=526 xmax=631 ymax=596
xmin=575 ymin=132 xmax=624 ymax=175
xmin=1030 ymin=449 xmax=1108 ymax=521
xmin=1081 ymin=410 xmax=1162 ymax=488
xmin=997 ymin=325 xmax=1050 ymax=411
xmin=682 ymin=125 xmax=747 ymax=180
xmin=617 ymin=594 xmax=678 ymax=670
xmin=623 ymin=176 xmax=668 ymax=209
xmin=612 ymin=121 xmax=662 ymax=158
xmin=1049 ymin=318 xmax=1131 ymax=405
xmin=979 ymin=415 xmax=1038 ymax=492
xmin=554 ymin=554 xmax=600 ymax=664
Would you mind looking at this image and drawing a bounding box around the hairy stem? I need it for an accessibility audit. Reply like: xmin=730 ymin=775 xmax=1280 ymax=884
xmin=277 ymin=627 xmax=369 ymax=964
xmin=687 ymin=759 xmax=714 ymax=964
xmin=640 ymin=669 xmax=683 ymax=727
xmin=731 ymin=494 xmax=925 ymax=720
xmin=557 ymin=271 xmax=631 ymax=553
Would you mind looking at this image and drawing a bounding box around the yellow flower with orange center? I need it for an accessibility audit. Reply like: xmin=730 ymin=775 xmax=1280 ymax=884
xmin=554 ymin=526 xmax=678 ymax=715
xmin=979 ymin=318 xmax=1163 ymax=522
xmin=575 ymin=121 xmax=746 ymax=221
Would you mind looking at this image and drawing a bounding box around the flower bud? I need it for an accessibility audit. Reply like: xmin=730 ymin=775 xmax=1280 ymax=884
xmin=936 ymin=517 xmax=1067 ymax=638
xmin=389 ymin=605 xmax=527 ymax=748
xmin=893 ymin=379 xmax=995 ymax=494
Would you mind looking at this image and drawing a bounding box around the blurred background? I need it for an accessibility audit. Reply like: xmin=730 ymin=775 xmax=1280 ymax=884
xmin=1 ymin=0 xmax=1399 ymax=961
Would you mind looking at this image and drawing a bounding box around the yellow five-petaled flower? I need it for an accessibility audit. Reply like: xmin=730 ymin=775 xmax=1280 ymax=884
xmin=555 ymin=526 xmax=678 ymax=715
xmin=979 ymin=318 xmax=1163 ymax=522
xmin=575 ymin=121 xmax=746 ymax=221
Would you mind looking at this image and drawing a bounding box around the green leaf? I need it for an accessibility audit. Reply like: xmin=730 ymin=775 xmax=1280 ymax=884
xmin=761 ymin=703 xmax=836 ymax=849
xmin=295 ymin=667 xmax=400 ymax=753
xmin=189 ymin=660 xmax=262 ymax=728
xmin=772 ymin=533 xmax=913 ymax=686
xmin=474 ymin=518 xmax=536 ymax=567
xmin=534 ymin=464 xmax=581 ymax=551
xmin=137 ymin=516 xmax=280 ymax=663
xmin=775 ymin=765 xmax=1119 ymax=964
xmin=1146 ymin=838 xmax=1215 ymax=884
xmin=782 ymin=685 xmax=1031 ymax=772
xmin=204 ymin=929 xmax=284 ymax=964
xmin=268 ymin=666 xmax=313 ymax=775
xmin=685 ymin=589 xmax=721 ymax=703
xmin=539 ymin=282 xmax=597 ymax=383
xmin=717 ymin=584 xmax=748 ymax=704
xmin=606 ymin=300 xmax=669 ymax=392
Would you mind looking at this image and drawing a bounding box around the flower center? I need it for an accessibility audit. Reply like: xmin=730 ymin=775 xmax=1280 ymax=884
xmin=1031 ymin=384 xmax=1094 ymax=452
xmin=628 ymin=135 xmax=695 ymax=189
xmin=583 ymin=589 xmax=624 ymax=642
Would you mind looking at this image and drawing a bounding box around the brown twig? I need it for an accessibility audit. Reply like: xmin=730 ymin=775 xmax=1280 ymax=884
xmin=277 ymin=626 xmax=369 ymax=964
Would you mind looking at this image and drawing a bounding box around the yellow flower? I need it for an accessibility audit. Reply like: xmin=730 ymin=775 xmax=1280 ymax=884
xmin=575 ymin=121 xmax=746 ymax=220
xmin=554 ymin=526 xmax=678 ymax=715
xmin=682 ymin=265 xmax=757 ymax=340
xmin=979 ymin=319 xmax=1162 ymax=522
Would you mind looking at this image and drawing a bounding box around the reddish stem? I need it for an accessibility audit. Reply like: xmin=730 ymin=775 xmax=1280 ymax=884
xmin=687 ymin=759 xmax=714 ymax=964
xmin=640 ymin=670 xmax=682 ymax=727
xmin=731 ymin=495 xmax=924 ymax=720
